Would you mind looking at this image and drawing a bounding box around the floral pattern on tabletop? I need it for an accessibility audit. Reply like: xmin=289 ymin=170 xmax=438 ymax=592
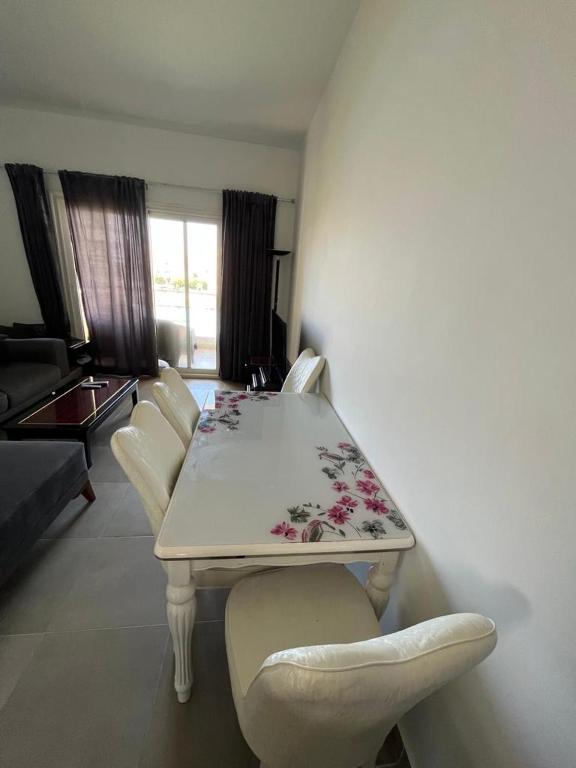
xmin=271 ymin=442 xmax=408 ymax=542
xmin=197 ymin=390 xmax=278 ymax=433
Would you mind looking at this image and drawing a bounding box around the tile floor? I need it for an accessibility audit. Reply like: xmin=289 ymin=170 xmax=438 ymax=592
xmin=0 ymin=377 xmax=409 ymax=768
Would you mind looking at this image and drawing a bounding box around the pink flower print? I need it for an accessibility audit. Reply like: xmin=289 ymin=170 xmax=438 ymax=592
xmin=236 ymin=393 xmax=248 ymax=400
xmin=363 ymin=469 xmax=375 ymax=479
xmin=363 ymin=497 xmax=389 ymax=515
xmin=338 ymin=442 xmax=353 ymax=450
xmin=332 ymin=481 xmax=349 ymax=493
xmin=338 ymin=495 xmax=358 ymax=508
xmin=271 ymin=522 xmax=297 ymax=540
xmin=327 ymin=505 xmax=351 ymax=525
xmin=356 ymin=479 xmax=380 ymax=495
xmin=198 ymin=424 xmax=216 ymax=433
xmin=301 ymin=519 xmax=323 ymax=542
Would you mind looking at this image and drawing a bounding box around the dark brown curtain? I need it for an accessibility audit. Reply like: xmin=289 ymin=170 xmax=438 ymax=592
xmin=5 ymin=163 xmax=70 ymax=338
xmin=58 ymin=171 xmax=157 ymax=376
xmin=219 ymin=190 xmax=277 ymax=382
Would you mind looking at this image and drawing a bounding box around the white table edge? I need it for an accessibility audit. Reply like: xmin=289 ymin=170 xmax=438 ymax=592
xmin=154 ymin=532 xmax=415 ymax=560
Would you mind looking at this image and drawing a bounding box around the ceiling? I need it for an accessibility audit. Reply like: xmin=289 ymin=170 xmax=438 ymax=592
xmin=0 ymin=0 xmax=360 ymax=149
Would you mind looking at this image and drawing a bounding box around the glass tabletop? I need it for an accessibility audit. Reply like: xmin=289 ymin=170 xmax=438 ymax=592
xmin=18 ymin=376 xmax=136 ymax=426
xmin=156 ymin=392 xmax=414 ymax=559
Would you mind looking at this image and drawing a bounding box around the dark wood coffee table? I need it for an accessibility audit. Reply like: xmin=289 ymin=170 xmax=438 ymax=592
xmin=5 ymin=376 xmax=138 ymax=466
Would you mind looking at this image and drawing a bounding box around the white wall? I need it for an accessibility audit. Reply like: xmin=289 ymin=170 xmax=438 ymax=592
xmin=291 ymin=1 xmax=576 ymax=766
xmin=0 ymin=106 xmax=300 ymax=325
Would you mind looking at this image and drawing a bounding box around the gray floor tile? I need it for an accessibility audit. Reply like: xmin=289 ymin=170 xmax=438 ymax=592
xmin=0 ymin=539 xmax=86 ymax=634
xmin=0 ymin=538 xmax=165 ymax=635
xmin=0 ymin=634 xmax=43 ymax=710
xmin=0 ymin=627 xmax=167 ymax=768
xmin=42 ymin=482 xmax=130 ymax=539
xmin=91 ymin=396 xmax=134 ymax=441
xmin=101 ymin=485 xmax=153 ymax=537
xmin=47 ymin=537 xmax=166 ymax=631
xmin=140 ymin=621 xmax=258 ymax=768
xmin=89 ymin=443 xmax=129 ymax=482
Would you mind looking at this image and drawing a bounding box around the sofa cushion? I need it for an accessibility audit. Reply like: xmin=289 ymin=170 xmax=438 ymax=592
xmin=0 ymin=362 xmax=61 ymax=407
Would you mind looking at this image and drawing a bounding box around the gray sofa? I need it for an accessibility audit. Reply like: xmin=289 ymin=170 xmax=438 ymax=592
xmin=0 ymin=441 xmax=92 ymax=587
xmin=0 ymin=337 xmax=80 ymax=426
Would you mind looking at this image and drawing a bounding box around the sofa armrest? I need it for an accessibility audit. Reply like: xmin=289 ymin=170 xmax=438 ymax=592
xmin=1 ymin=338 xmax=70 ymax=377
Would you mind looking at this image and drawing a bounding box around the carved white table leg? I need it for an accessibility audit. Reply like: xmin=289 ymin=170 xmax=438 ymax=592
xmin=166 ymin=561 xmax=196 ymax=703
xmin=365 ymin=552 xmax=399 ymax=619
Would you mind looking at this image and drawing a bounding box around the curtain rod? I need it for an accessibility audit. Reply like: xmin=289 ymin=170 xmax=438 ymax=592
xmin=1 ymin=163 xmax=296 ymax=204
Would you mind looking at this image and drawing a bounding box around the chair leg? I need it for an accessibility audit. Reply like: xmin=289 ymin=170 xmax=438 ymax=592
xmin=80 ymin=480 xmax=96 ymax=504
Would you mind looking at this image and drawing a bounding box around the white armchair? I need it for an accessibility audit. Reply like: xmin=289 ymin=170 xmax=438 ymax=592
xmin=226 ymin=564 xmax=496 ymax=768
xmin=281 ymin=348 xmax=325 ymax=393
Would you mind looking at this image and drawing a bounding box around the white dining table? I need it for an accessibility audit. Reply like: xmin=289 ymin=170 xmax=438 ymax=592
xmin=155 ymin=390 xmax=415 ymax=702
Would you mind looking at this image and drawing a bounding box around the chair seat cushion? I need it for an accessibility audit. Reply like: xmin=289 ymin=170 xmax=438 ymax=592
xmin=0 ymin=362 xmax=61 ymax=407
xmin=225 ymin=564 xmax=381 ymax=697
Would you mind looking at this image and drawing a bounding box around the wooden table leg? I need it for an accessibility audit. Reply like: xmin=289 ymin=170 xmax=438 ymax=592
xmin=365 ymin=552 xmax=399 ymax=619
xmin=80 ymin=480 xmax=96 ymax=503
xmin=166 ymin=561 xmax=196 ymax=703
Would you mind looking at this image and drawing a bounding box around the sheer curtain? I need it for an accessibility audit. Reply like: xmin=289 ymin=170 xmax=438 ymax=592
xmin=219 ymin=190 xmax=277 ymax=382
xmin=59 ymin=171 xmax=158 ymax=376
xmin=49 ymin=193 xmax=88 ymax=340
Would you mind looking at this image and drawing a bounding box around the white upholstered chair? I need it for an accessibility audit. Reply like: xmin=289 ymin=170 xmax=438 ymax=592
xmin=111 ymin=400 xmax=185 ymax=537
xmin=111 ymin=400 xmax=263 ymax=588
xmin=226 ymin=564 xmax=497 ymax=768
xmin=281 ymin=348 xmax=325 ymax=394
xmin=152 ymin=367 xmax=200 ymax=447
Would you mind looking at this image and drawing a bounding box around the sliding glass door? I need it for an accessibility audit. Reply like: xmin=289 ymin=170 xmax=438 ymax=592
xmin=149 ymin=213 xmax=219 ymax=374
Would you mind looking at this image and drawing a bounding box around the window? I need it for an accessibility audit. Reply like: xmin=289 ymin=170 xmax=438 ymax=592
xmin=149 ymin=213 xmax=220 ymax=373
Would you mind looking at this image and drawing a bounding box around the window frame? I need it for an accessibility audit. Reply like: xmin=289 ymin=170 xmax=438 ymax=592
xmin=147 ymin=205 xmax=222 ymax=377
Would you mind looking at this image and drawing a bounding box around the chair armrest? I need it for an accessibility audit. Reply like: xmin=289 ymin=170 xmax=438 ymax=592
xmin=1 ymin=338 xmax=70 ymax=377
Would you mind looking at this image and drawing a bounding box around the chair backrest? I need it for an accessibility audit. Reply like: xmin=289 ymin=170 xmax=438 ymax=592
xmin=281 ymin=348 xmax=325 ymax=394
xmin=110 ymin=400 xmax=186 ymax=537
xmin=152 ymin=367 xmax=200 ymax=447
xmin=156 ymin=319 xmax=181 ymax=368
xmin=241 ymin=613 xmax=496 ymax=768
